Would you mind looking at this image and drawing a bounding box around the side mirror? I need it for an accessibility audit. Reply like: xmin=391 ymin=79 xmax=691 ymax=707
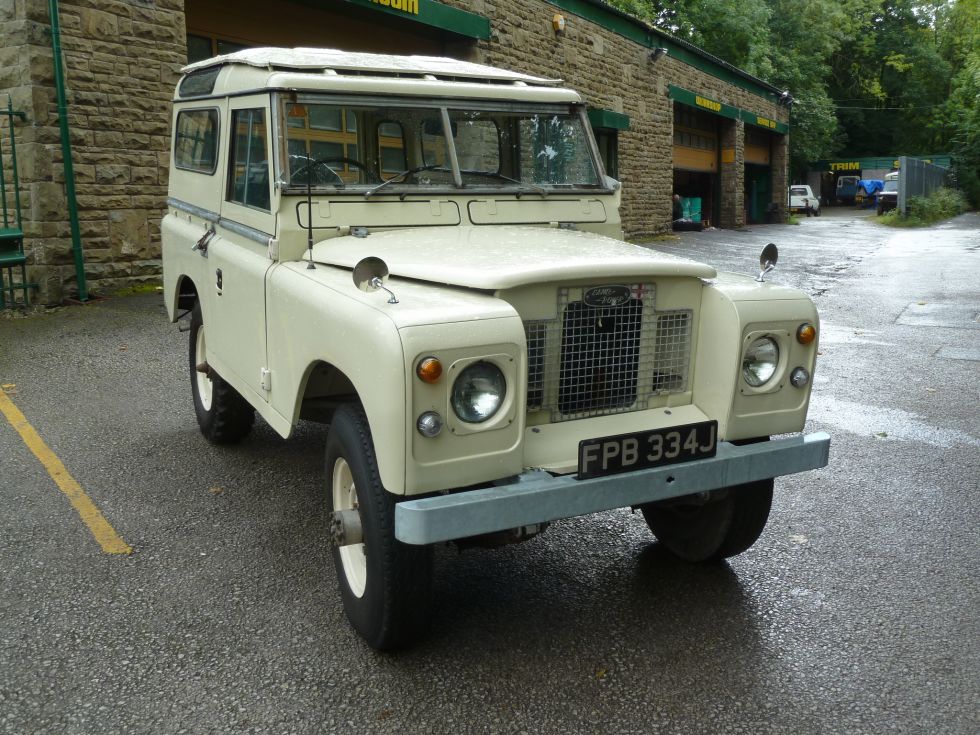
xmin=353 ymin=257 xmax=398 ymax=304
xmin=756 ymin=243 xmax=778 ymax=282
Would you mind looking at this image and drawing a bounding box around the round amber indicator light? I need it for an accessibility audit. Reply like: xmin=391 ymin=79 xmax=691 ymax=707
xmin=416 ymin=357 xmax=443 ymax=383
xmin=797 ymin=324 xmax=816 ymax=345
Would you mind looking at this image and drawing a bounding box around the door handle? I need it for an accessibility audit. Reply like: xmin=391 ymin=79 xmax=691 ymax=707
xmin=193 ymin=226 xmax=216 ymax=257
xmin=215 ymin=268 xmax=223 ymax=290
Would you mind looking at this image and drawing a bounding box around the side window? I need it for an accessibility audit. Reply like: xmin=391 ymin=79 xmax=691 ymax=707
xmin=174 ymin=109 xmax=219 ymax=174
xmin=228 ymin=108 xmax=270 ymax=211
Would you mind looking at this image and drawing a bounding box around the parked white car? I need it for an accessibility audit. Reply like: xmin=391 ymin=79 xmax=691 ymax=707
xmin=162 ymin=48 xmax=830 ymax=649
xmin=788 ymin=185 xmax=821 ymax=216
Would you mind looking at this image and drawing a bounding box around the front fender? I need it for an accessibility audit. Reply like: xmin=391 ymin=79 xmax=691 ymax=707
xmin=266 ymin=263 xmax=409 ymax=492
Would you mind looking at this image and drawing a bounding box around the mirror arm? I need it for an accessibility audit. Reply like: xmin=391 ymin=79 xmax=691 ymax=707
xmin=370 ymin=276 xmax=399 ymax=304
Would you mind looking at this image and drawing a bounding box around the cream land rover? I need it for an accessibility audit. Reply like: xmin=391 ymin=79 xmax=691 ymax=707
xmin=162 ymin=48 xmax=830 ymax=650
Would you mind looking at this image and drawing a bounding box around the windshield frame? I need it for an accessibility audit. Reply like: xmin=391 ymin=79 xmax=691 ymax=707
xmin=275 ymin=93 xmax=611 ymax=196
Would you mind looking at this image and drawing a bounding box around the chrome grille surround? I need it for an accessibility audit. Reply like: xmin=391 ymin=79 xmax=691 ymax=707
xmin=524 ymin=283 xmax=692 ymax=422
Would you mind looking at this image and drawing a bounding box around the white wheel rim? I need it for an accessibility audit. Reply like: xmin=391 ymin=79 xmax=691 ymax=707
xmin=332 ymin=457 xmax=367 ymax=598
xmin=195 ymin=324 xmax=213 ymax=411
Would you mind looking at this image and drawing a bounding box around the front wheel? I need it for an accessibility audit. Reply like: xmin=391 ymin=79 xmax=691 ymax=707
xmin=640 ymin=478 xmax=774 ymax=562
xmin=188 ymin=302 xmax=254 ymax=444
xmin=326 ymin=404 xmax=432 ymax=650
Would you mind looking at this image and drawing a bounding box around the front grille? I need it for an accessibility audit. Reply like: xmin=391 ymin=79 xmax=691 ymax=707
xmin=524 ymin=284 xmax=692 ymax=422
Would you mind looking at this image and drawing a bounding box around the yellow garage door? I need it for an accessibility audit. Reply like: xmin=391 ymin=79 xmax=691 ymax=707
xmin=745 ymin=126 xmax=771 ymax=166
xmin=673 ymin=104 xmax=718 ymax=172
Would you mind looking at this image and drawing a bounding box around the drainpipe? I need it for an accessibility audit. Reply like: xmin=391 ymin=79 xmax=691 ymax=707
xmin=48 ymin=0 xmax=88 ymax=301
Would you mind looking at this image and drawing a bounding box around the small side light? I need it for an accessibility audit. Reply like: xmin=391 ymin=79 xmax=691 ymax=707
xmin=790 ymin=367 xmax=810 ymax=388
xmin=416 ymin=411 xmax=443 ymax=438
xmin=416 ymin=356 xmax=443 ymax=384
xmin=797 ymin=323 xmax=816 ymax=345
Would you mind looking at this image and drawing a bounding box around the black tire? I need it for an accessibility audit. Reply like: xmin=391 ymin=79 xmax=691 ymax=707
xmin=188 ymin=301 xmax=255 ymax=444
xmin=640 ymin=478 xmax=774 ymax=563
xmin=326 ymin=404 xmax=433 ymax=650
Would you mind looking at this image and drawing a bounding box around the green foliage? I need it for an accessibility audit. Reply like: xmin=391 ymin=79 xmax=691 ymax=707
xmin=878 ymin=187 xmax=968 ymax=226
xmin=603 ymin=0 xmax=977 ymax=199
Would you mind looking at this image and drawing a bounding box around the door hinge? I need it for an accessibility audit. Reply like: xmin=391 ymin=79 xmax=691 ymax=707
xmin=260 ymin=368 xmax=272 ymax=392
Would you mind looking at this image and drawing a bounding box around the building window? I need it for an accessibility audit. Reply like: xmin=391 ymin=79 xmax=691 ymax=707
xmin=594 ymin=129 xmax=618 ymax=178
xmin=187 ymin=33 xmax=251 ymax=64
xmin=284 ymin=103 xmax=365 ymax=184
xmin=228 ymin=108 xmax=270 ymax=211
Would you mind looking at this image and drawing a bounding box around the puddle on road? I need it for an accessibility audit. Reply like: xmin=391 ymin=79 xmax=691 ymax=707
xmin=818 ymin=322 xmax=896 ymax=347
xmin=808 ymin=396 xmax=979 ymax=447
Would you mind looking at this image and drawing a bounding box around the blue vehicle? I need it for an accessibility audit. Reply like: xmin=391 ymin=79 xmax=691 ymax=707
xmin=836 ymin=175 xmax=860 ymax=204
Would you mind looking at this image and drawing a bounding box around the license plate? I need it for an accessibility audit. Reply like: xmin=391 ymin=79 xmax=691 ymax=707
xmin=577 ymin=421 xmax=718 ymax=480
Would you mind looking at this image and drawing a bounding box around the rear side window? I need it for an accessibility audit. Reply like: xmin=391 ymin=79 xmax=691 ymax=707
xmin=174 ymin=109 xmax=219 ymax=174
xmin=228 ymin=108 xmax=270 ymax=211
xmin=178 ymin=68 xmax=220 ymax=98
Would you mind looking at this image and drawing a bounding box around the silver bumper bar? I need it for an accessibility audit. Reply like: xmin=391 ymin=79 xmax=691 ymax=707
xmin=395 ymin=432 xmax=830 ymax=545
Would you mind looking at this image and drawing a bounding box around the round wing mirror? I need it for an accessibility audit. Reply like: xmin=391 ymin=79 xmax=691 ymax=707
xmin=353 ymin=256 xmax=389 ymax=292
xmin=353 ymin=256 xmax=398 ymax=304
xmin=760 ymin=243 xmax=778 ymax=270
xmin=756 ymin=243 xmax=779 ymax=282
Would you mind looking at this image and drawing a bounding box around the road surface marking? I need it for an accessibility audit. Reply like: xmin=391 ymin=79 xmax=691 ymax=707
xmin=0 ymin=390 xmax=132 ymax=554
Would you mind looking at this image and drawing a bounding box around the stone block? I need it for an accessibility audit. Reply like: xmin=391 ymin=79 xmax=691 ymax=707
xmin=96 ymin=164 xmax=131 ymax=184
xmin=108 ymin=209 xmax=150 ymax=258
xmin=76 ymin=193 xmax=130 ymax=209
xmin=132 ymin=194 xmax=166 ymax=210
xmin=93 ymin=130 xmax=125 ymax=148
xmin=79 ymin=8 xmax=118 ymax=37
xmin=29 ymin=181 xmax=66 ymax=221
xmin=130 ymin=167 xmax=157 ymax=185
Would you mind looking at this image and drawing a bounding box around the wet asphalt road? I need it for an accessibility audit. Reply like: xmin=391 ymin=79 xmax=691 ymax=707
xmin=1 ymin=208 xmax=978 ymax=734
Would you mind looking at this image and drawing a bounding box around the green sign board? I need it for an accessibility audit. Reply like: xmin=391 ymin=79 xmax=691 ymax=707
xmin=343 ymin=0 xmax=491 ymax=40
xmin=668 ymin=85 xmax=788 ymax=134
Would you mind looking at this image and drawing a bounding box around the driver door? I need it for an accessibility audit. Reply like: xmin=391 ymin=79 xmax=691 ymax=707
xmin=206 ymin=94 xmax=277 ymax=404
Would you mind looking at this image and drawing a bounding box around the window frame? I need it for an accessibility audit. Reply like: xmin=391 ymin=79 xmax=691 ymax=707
xmin=173 ymin=107 xmax=221 ymax=175
xmin=226 ymin=106 xmax=272 ymax=213
xmin=276 ymin=93 xmax=613 ymax=196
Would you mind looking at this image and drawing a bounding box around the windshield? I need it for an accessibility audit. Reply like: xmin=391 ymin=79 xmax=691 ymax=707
xmin=281 ymin=98 xmax=603 ymax=194
xmin=790 ymin=187 xmax=808 ymax=196
xmin=883 ymin=180 xmax=898 ymax=192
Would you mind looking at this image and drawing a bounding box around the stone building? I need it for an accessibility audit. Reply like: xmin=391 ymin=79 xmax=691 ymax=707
xmin=0 ymin=0 xmax=790 ymax=303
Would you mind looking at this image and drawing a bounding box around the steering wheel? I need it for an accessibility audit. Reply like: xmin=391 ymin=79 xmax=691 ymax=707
xmin=293 ymin=156 xmax=380 ymax=185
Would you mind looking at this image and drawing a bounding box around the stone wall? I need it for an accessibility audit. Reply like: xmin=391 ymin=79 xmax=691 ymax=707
xmin=1 ymin=0 xmax=185 ymax=303
xmin=719 ymin=119 xmax=743 ymax=228
xmin=2 ymin=0 xmax=788 ymax=303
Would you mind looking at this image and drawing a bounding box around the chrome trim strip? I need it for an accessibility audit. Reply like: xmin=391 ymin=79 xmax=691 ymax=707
xmin=217 ymin=217 xmax=274 ymax=246
xmin=168 ymin=197 xmax=273 ymax=246
xmin=395 ymin=432 xmax=831 ymax=545
xmin=168 ymin=197 xmax=217 ymax=222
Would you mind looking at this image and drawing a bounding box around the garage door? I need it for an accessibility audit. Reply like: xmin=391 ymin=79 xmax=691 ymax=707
xmin=672 ymin=104 xmax=718 ymax=172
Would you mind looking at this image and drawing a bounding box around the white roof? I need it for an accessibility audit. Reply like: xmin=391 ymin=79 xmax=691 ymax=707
xmin=182 ymin=47 xmax=563 ymax=86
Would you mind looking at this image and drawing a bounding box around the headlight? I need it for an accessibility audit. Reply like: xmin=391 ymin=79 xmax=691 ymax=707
xmin=742 ymin=337 xmax=779 ymax=387
xmin=451 ymin=361 xmax=506 ymax=423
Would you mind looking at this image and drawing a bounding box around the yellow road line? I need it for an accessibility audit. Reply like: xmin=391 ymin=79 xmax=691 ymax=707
xmin=0 ymin=390 xmax=132 ymax=555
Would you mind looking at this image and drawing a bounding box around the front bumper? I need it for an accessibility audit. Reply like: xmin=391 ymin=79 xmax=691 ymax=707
xmin=395 ymin=432 xmax=831 ymax=545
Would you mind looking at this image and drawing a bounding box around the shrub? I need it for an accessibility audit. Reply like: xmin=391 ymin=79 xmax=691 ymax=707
xmin=879 ymin=187 xmax=968 ymax=227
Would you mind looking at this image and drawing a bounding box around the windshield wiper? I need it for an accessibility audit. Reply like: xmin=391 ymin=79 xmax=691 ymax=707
xmin=460 ymin=170 xmax=548 ymax=198
xmin=364 ymin=164 xmax=448 ymax=199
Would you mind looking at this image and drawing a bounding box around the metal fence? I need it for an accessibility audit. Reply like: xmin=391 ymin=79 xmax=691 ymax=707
xmin=898 ymin=156 xmax=949 ymax=215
